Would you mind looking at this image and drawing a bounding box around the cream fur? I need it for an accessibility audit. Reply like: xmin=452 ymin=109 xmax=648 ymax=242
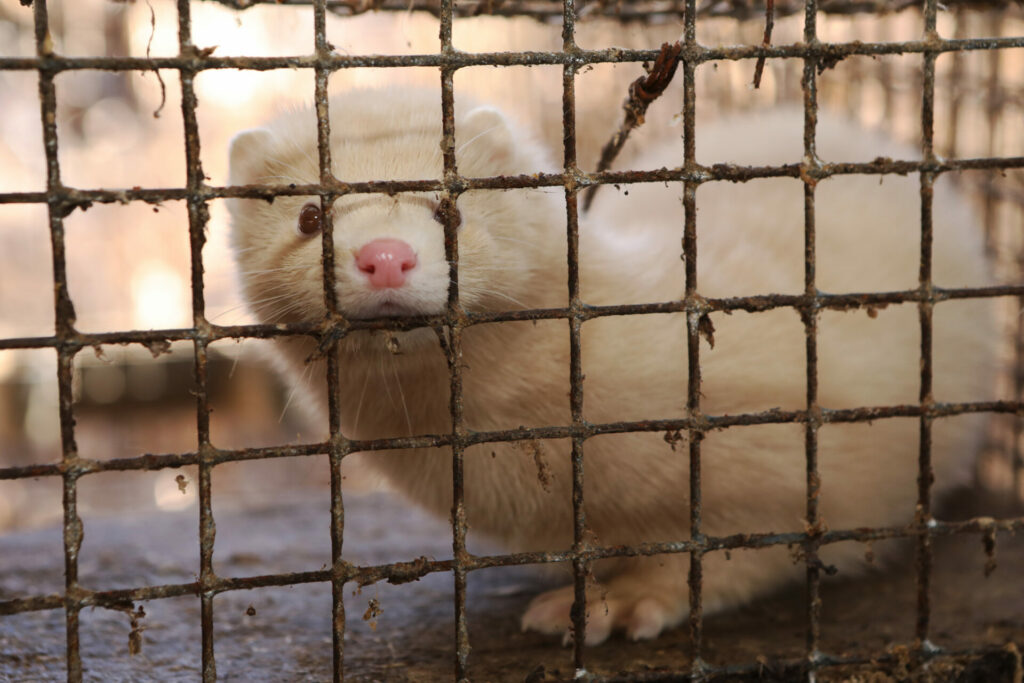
xmin=228 ymin=90 xmax=998 ymax=644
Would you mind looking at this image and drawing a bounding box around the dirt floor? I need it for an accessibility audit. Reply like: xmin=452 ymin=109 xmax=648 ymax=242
xmin=1 ymin=486 xmax=1021 ymax=682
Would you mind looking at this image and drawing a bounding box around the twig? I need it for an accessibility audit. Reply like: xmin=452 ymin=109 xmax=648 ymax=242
xmin=752 ymin=0 xmax=775 ymax=89
xmin=582 ymin=40 xmax=683 ymax=212
xmin=144 ymin=0 xmax=167 ymax=118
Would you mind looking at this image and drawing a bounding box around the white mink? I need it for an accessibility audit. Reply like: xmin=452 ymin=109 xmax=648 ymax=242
xmin=228 ymin=89 xmax=998 ymax=645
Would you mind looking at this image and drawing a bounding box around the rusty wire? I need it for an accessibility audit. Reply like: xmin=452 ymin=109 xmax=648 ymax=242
xmin=1 ymin=0 xmax=1024 ymax=681
xmin=197 ymin=0 xmax=1024 ymax=21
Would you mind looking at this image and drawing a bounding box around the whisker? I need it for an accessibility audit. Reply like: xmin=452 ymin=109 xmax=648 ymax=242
xmin=389 ymin=353 xmax=414 ymax=437
xmin=454 ymin=283 xmax=532 ymax=309
xmin=378 ymin=352 xmax=396 ymax=411
xmin=228 ymin=295 xmax=298 ymax=321
xmin=228 ymin=339 xmax=245 ymax=380
xmin=279 ymin=360 xmax=314 ymax=424
xmin=351 ymin=366 xmax=372 ymax=437
xmin=208 ymin=304 xmax=249 ymax=324
xmin=489 ymin=235 xmax=540 ymax=249
xmin=456 ymin=123 xmax=504 ymax=156
xmin=259 ymin=299 xmax=316 ymax=324
xmin=236 ymin=265 xmax=320 ymax=277
xmin=236 ymin=291 xmax=295 ymax=306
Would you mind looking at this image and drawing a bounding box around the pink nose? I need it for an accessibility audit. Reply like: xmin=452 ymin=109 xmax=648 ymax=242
xmin=355 ymin=238 xmax=418 ymax=289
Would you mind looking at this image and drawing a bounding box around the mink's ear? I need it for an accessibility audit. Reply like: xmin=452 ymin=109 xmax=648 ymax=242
xmin=228 ymin=128 xmax=274 ymax=185
xmin=458 ymin=105 xmax=515 ymax=171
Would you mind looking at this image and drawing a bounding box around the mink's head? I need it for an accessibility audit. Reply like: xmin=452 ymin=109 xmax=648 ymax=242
xmin=227 ymin=89 xmax=564 ymax=335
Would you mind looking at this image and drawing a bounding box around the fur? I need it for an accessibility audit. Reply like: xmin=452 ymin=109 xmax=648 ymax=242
xmin=228 ymin=90 xmax=998 ymax=644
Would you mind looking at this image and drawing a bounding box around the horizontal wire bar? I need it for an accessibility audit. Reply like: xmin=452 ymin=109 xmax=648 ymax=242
xmin=3 ymin=513 xmax=1021 ymax=617
xmin=2 ymin=156 xmax=1022 ymax=208
xmin=2 ymin=282 xmax=1022 ymax=352
xmin=1 ymin=35 xmax=1023 ymax=73
xmin=2 ymin=398 xmax=1020 ymax=481
xmin=181 ymin=0 xmax=1024 ymax=20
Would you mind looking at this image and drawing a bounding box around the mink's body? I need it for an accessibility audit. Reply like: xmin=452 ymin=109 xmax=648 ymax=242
xmin=229 ymin=90 xmax=997 ymax=644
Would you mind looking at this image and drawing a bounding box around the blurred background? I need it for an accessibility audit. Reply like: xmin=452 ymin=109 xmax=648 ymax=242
xmin=0 ymin=0 xmax=1021 ymax=537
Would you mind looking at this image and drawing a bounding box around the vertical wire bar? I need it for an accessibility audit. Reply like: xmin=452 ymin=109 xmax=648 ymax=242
xmin=32 ymin=3 xmax=83 ymax=680
xmin=314 ymin=0 xmax=338 ymax=319
xmin=325 ymin=268 xmax=349 ymax=683
xmin=559 ymin=0 xmax=588 ymax=670
xmin=56 ymin=350 xmax=81 ymax=683
xmin=175 ymin=1 xmax=216 ymax=679
xmin=437 ymin=2 xmax=469 ymax=679
xmin=680 ymin=0 xmax=705 ymax=676
xmin=914 ymin=0 xmax=939 ymax=650
xmin=800 ymin=0 xmax=823 ymax=668
xmin=311 ymin=1 xmax=348 ymax=679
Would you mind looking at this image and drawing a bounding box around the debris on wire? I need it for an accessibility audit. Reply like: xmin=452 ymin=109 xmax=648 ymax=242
xmin=751 ymin=0 xmax=775 ymax=88
xmin=583 ymin=41 xmax=683 ymax=212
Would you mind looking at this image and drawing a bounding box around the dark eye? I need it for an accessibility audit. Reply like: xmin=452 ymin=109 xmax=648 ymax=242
xmin=432 ymin=199 xmax=462 ymax=230
xmin=297 ymin=202 xmax=323 ymax=236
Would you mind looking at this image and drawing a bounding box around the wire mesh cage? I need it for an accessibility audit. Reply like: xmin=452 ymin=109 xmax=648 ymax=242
xmin=0 ymin=0 xmax=1023 ymax=681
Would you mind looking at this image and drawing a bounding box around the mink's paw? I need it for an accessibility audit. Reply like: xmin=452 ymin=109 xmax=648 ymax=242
xmin=520 ymin=585 xmax=613 ymax=645
xmin=520 ymin=582 xmax=684 ymax=645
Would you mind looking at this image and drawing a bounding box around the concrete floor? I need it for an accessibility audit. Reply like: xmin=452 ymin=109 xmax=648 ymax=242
xmin=1 ymin=487 xmax=1021 ymax=682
